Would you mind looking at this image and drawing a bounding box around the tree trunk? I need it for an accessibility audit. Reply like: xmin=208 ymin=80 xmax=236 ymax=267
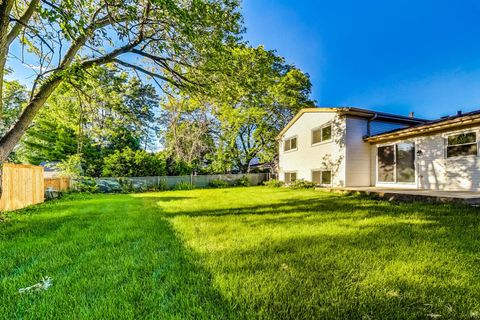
xmin=0 ymin=0 xmax=15 ymax=116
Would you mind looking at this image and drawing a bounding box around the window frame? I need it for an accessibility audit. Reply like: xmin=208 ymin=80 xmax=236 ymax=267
xmin=311 ymin=122 xmax=333 ymax=146
xmin=311 ymin=169 xmax=333 ymax=186
xmin=283 ymin=135 xmax=298 ymax=153
xmin=284 ymin=171 xmax=297 ymax=184
xmin=444 ymin=131 xmax=479 ymax=159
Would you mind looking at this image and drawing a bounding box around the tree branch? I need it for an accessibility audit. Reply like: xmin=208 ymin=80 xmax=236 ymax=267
xmin=6 ymin=0 xmax=40 ymax=46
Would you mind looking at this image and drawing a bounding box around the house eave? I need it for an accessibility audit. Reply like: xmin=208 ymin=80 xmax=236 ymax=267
xmin=276 ymin=107 xmax=427 ymax=140
xmin=365 ymin=114 xmax=480 ymax=143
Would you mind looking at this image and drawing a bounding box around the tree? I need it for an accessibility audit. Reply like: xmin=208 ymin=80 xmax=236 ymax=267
xmin=18 ymin=66 xmax=161 ymax=176
xmin=1 ymin=79 xmax=27 ymax=136
xmin=160 ymin=96 xmax=215 ymax=173
xmin=0 ymin=0 xmax=242 ymax=165
xmin=161 ymin=46 xmax=314 ymax=173
xmin=102 ymin=147 xmax=166 ymax=177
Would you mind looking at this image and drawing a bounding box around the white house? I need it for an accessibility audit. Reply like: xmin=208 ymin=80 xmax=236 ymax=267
xmin=277 ymin=107 xmax=480 ymax=191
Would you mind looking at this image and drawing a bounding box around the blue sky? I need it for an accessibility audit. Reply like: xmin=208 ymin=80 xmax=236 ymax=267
xmin=242 ymin=0 xmax=480 ymax=119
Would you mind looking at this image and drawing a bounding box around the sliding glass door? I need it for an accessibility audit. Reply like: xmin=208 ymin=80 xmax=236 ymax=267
xmin=377 ymin=142 xmax=416 ymax=184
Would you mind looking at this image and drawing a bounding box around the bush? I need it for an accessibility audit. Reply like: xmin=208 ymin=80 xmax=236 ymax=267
xmin=289 ymin=179 xmax=316 ymax=189
xmin=118 ymin=178 xmax=136 ymax=193
xmin=174 ymin=181 xmax=195 ymax=190
xmin=234 ymin=176 xmax=251 ymax=187
xmin=208 ymin=179 xmax=231 ymax=188
xmin=102 ymin=147 xmax=167 ymax=177
xmin=263 ymin=179 xmax=284 ymax=188
xmin=72 ymin=177 xmax=99 ymax=193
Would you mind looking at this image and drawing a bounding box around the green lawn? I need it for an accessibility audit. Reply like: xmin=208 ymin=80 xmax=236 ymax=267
xmin=1 ymin=187 xmax=480 ymax=319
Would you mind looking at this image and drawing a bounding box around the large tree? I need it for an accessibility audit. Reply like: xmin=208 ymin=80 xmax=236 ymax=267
xmin=161 ymin=45 xmax=314 ymax=173
xmin=0 ymin=0 xmax=242 ymax=165
xmin=18 ymin=66 xmax=161 ymax=176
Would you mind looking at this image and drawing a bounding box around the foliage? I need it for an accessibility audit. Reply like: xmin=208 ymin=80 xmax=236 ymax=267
xmin=263 ymin=179 xmax=285 ymax=188
xmin=3 ymin=188 xmax=480 ymax=319
xmin=18 ymin=66 xmax=159 ymax=176
xmin=56 ymin=154 xmax=84 ymax=178
xmin=233 ymin=176 xmax=251 ymax=187
xmin=160 ymin=97 xmax=215 ymax=173
xmin=1 ymin=80 xmax=27 ymax=136
xmin=160 ymin=46 xmax=314 ymax=173
xmin=165 ymin=156 xmax=195 ymax=176
xmin=102 ymin=147 xmax=166 ymax=177
xmin=208 ymin=179 xmax=231 ymax=189
xmin=288 ymin=179 xmax=316 ymax=189
xmin=118 ymin=178 xmax=138 ymax=193
xmin=174 ymin=181 xmax=195 ymax=190
xmin=72 ymin=177 xmax=99 ymax=193
xmin=0 ymin=0 xmax=243 ymax=161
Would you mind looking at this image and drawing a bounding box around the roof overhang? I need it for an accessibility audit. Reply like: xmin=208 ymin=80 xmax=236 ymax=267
xmin=365 ymin=113 xmax=480 ymax=143
xmin=276 ymin=107 xmax=427 ymax=140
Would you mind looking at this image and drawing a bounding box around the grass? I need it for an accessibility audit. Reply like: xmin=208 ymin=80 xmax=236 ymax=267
xmin=1 ymin=187 xmax=480 ymax=319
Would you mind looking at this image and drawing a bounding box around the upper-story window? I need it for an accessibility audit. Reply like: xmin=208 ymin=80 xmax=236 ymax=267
xmin=312 ymin=123 xmax=332 ymax=145
xmin=284 ymin=136 xmax=298 ymax=152
xmin=446 ymin=132 xmax=478 ymax=158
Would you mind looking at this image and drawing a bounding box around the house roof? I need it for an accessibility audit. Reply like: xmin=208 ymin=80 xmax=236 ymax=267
xmin=276 ymin=107 xmax=428 ymax=140
xmin=365 ymin=110 xmax=480 ymax=143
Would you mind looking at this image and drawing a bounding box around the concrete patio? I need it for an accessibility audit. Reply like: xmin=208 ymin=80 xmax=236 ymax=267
xmin=322 ymin=187 xmax=480 ymax=205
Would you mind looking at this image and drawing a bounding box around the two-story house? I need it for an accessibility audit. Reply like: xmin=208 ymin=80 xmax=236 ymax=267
xmin=278 ymin=107 xmax=480 ymax=191
xmin=277 ymin=107 xmax=425 ymax=187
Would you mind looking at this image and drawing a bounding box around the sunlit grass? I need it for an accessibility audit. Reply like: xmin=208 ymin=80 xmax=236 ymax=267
xmin=2 ymin=187 xmax=480 ymax=319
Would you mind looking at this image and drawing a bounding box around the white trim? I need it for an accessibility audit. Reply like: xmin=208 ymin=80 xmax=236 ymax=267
xmin=311 ymin=122 xmax=333 ymax=146
xmin=375 ymin=141 xmax=418 ymax=188
xmin=311 ymin=169 xmax=333 ymax=186
xmin=443 ymin=130 xmax=479 ymax=159
xmin=283 ymin=135 xmax=298 ymax=153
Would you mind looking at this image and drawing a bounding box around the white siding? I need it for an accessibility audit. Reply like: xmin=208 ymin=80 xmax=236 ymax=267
xmin=373 ymin=126 xmax=480 ymax=191
xmin=345 ymin=117 xmax=372 ymax=186
xmin=278 ymin=112 xmax=347 ymax=187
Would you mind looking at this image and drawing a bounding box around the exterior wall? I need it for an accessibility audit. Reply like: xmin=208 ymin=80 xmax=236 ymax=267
xmin=370 ymin=120 xmax=409 ymax=136
xmin=278 ymin=112 xmax=347 ymax=187
xmin=344 ymin=117 xmax=372 ymax=186
xmin=372 ymin=126 xmax=480 ymax=191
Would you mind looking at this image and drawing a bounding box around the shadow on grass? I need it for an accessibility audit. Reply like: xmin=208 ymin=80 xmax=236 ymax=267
xmin=0 ymin=194 xmax=242 ymax=319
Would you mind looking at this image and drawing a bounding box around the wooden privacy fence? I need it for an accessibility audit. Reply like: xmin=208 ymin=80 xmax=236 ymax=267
xmin=45 ymin=177 xmax=71 ymax=192
xmin=0 ymin=163 xmax=44 ymax=211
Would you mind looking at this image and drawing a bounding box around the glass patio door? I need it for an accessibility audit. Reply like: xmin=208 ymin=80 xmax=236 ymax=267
xmin=377 ymin=142 xmax=415 ymax=184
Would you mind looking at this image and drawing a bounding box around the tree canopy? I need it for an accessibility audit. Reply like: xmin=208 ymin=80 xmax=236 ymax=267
xmin=0 ymin=0 xmax=242 ymax=161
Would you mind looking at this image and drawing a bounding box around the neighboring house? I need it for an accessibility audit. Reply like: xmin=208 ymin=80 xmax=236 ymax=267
xmin=39 ymin=161 xmax=61 ymax=178
xmin=278 ymin=107 xmax=480 ymax=191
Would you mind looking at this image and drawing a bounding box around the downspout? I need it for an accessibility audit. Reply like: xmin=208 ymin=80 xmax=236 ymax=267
xmin=367 ymin=113 xmax=378 ymax=187
xmin=367 ymin=112 xmax=378 ymax=137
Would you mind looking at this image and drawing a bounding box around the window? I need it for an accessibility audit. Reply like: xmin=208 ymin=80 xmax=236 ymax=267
xmin=378 ymin=145 xmax=395 ymax=182
xmin=312 ymin=170 xmax=332 ymax=185
xmin=284 ymin=172 xmax=297 ymax=184
xmin=284 ymin=136 xmax=297 ymax=152
xmin=312 ymin=124 xmax=332 ymax=145
xmin=446 ymin=132 xmax=478 ymax=158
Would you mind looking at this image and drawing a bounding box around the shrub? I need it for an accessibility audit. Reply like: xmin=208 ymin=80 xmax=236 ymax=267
xmin=234 ymin=176 xmax=251 ymax=187
xmin=289 ymin=179 xmax=316 ymax=189
xmin=174 ymin=181 xmax=195 ymax=190
xmin=263 ymin=179 xmax=284 ymax=188
xmin=72 ymin=177 xmax=99 ymax=193
xmin=118 ymin=178 xmax=136 ymax=193
xmin=102 ymin=147 xmax=167 ymax=177
xmin=208 ymin=179 xmax=231 ymax=188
